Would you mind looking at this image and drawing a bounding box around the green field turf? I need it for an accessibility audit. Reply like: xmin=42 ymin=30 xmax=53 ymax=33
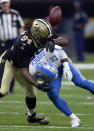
xmin=0 ymin=69 xmax=94 ymax=131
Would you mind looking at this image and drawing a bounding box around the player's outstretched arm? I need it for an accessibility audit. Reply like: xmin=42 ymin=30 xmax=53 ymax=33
xmin=20 ymin=67 xmax=53 ymax=92
xmin=53 ymin=36 xmax=69 ymax=47
xmin=45 ymin=36 xmax=69 ymax=53
xmin=61 ymin=58 xmax=73 ymax=81
xmin=20 ymin=67 xmax=38 ymax=87
xmin=60 ymin=49 xmax=72 ymax=81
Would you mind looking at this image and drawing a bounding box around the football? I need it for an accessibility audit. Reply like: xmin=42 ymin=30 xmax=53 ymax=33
xmin=49 ymin=6 xmax=62 ymax=26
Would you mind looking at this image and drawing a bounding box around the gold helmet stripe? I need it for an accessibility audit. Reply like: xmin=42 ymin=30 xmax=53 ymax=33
xmin=37 ymin=19 xmax=52 ymax=36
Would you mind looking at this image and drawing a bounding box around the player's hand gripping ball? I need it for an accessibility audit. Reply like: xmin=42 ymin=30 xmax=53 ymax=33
xmin=49 ymin=6 xmax=62 ymax=26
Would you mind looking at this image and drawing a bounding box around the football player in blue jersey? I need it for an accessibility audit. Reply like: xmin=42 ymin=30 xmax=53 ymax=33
xmin=29 ymin=43 xmax=94 ymax=128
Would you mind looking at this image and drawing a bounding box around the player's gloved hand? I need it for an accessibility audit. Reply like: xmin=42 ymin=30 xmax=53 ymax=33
xmin=37 ymin=82 xmax=53 ymax=92
xmin=63 ymin=62 xmax=73 ymax=81
xmin=63 ymin=68 xmax=73 ymax=81
xmin=45 ymin=40 xmax=55 ymax=53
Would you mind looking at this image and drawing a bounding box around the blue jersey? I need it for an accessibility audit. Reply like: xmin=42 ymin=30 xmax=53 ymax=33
xmin=29 ymin=45 xmax=68 ymax=82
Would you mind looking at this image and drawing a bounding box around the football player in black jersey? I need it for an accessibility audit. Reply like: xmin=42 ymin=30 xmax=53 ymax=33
xmin=0 ymin=19 xmax=68 ymax=124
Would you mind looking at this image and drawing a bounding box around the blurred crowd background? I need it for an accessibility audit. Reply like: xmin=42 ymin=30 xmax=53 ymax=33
xmin=1 ymin=0 xmax=94 ymax=62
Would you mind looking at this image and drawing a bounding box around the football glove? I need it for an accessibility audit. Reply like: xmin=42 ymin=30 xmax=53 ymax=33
xmin=63 ymin=62 xmax=73 ymax=81
xmin=38 ymin=82 xmax=53 ymax=92
xmin=45 ymin=40 xmax=55 ymax=53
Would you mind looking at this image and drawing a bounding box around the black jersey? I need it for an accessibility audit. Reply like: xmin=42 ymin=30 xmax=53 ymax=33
xmin=3 ymin=31 xmax=38 ymax=68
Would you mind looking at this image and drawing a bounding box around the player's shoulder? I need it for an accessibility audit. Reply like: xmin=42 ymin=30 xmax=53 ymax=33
xmin=16 ymin=31 xmax=33 ymax=44
xmin=10 ymin=9 xmax=20 ymax=15
xmin=55 ymin=45 xmax=62 ymax=49
xmin=20 ymin=31 xmax=33 ymax=40
xmin=19 ymin=31 xmax=28 ymax=38
xmin=15 ymin=31 xmax=26 ymax=44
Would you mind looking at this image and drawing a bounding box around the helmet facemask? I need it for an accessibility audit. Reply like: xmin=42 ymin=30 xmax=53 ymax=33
xmin=31 ymin=19 xmax=53 ymax=48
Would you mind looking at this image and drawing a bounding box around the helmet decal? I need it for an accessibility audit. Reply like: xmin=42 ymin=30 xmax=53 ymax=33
xmin=37 ymin=19 xmax=52 ymax=36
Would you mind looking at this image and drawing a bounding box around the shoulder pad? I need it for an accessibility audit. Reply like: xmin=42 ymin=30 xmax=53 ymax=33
xmin=16 ymin=31 xmax=33 ymax=45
